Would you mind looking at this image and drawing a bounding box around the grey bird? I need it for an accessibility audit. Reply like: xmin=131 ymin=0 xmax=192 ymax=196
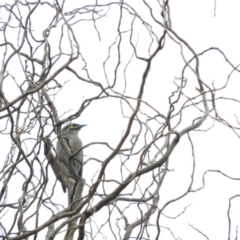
xmin=56 ymin=123 xmax=86 ymax=193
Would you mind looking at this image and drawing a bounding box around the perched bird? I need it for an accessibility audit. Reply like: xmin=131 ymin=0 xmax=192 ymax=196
xmin=56 ymin=123 xmax=86 ymax=192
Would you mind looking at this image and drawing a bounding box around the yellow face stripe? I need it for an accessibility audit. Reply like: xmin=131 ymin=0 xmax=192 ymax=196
xmin=69 ymin=125 xmax=79 ymax=130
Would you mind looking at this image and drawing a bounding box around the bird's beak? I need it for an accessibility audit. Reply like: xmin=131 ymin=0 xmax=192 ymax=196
xmin=80 ymin=124 xmax=87 ymax=129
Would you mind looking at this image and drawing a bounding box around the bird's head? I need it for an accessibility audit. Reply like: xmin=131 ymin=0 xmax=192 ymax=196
xmin=62 ymin=123 xmax=87 ymax=134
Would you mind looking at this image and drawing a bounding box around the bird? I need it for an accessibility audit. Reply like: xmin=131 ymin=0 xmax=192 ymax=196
xmin=56 ymin=123 xmax=86 ymax=193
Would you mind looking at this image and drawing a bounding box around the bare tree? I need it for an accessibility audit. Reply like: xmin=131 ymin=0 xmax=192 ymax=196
xmin=0 ymin=1 xmax=240 ymax=240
